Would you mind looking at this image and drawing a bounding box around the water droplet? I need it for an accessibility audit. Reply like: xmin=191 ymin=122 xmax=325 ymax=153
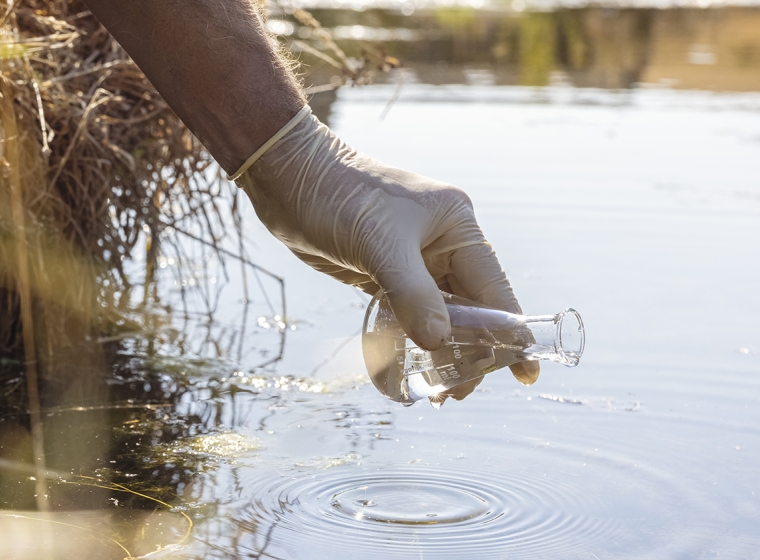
xmin=353 ymin=499 xmax=378 ymax=508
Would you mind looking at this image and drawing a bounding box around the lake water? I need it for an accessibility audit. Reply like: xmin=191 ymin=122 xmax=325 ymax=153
xmin=3 ymin=84 xmax=760 ymax=558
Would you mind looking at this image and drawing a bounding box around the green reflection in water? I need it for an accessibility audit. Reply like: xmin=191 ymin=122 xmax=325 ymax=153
xmin=300 ymin=7 xmax=760 ymax=92
xmin=519 ymin=13 xmax=557 ymax=86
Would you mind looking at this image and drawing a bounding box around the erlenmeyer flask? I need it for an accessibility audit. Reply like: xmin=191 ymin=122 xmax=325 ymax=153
xmin=362 ymin=290 xmax=585 ymax=405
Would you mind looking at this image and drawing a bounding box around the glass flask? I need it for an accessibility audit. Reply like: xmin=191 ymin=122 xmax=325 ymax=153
xmin=362 ymin=291 xmax=585 ymax=405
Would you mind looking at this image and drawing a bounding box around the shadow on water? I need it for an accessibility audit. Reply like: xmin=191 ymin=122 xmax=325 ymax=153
xmin=3 ymin=4 xmax=760 ymax=559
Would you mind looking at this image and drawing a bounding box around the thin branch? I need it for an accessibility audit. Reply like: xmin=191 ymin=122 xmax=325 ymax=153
xmin=167 ymin=223 xmax=284 ymax=283
xmin=24 ymin=57 xmax=51 ymax=156
xmin=290 ymin=39 xmax=342 ymax=69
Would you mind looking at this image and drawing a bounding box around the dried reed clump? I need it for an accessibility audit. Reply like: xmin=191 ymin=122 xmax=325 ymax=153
xmin=0 ymin=0 xmax=223 ymax=363
xmin=0 ymin=0 xmax=398 ymax=371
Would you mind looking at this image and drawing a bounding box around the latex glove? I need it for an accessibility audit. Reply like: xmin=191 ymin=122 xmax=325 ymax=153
xmin=234 ymin=106 xmax=539 ymax=387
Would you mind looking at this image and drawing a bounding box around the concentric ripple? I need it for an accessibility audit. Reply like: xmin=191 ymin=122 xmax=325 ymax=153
xmin=234 ymin=463 xmax=622 ymax=559
xmin=330 ymin=478 xmax=490 ymax=525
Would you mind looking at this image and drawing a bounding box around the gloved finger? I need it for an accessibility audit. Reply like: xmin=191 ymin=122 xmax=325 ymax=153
xmin=435 ymin=276 xmax=490 ymax=398
xmin=444 ymin=376 xmax=484 ymax=400
xmin=449 ymin=242 xmax=541 ymax=385
xmin=437 ymin=278 xmax=453 ymax=294
xmin=355 ymin=279 xmax=381 ymax=296
xmin=510 ymin=361 xmax=540 ymax=386
xmin=375 ymin=247 xmax=450 ymax=352
xmin=450 ymin=242 xmax=521 ymax=314
xmin=445 ymin=273 xmax=471 ymax=301
xmin=289 ymin=248 xmax=376 ymax=290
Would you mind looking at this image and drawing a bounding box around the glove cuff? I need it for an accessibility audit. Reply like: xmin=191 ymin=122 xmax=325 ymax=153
xmin=227 ymin=104 xmax=312 ymax=182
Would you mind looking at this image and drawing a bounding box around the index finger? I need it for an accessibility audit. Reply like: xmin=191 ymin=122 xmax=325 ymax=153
xmin=449 ymin=242 xmax=521 ymax=314
xmin=449 ymin=242 xmax=540 ymax=386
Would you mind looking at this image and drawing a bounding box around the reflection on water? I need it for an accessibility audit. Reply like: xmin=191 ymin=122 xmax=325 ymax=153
xmin=290 ymin=6 xmax=760 ymax=99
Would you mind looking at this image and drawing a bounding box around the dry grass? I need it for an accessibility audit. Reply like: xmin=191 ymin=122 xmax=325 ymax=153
xmin=0 ymin=0 xmax=229 ymax=360
xmin=289 ymin=7 xmax=401 ymax=94
xmin=0 ymin=0 xmax=399 ymax=414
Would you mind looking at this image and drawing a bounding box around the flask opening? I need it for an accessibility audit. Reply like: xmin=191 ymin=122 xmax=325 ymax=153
xmin=555 ymin=308 xmax=585 ymax=367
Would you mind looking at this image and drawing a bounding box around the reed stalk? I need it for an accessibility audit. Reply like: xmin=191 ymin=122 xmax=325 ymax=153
xmin=0 ymin=76 xmax=48 ymax=512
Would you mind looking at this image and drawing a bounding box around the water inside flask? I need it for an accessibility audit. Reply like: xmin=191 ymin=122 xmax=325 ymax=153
xmin=362 ymin=291 xmax=584 ymax=406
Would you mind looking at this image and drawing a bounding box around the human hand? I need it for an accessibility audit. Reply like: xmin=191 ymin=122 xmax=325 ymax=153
xmin=235 ymin=107 xmax=539 ymax=388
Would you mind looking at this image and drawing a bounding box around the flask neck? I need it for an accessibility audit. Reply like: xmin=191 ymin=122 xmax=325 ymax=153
xmin=519 ymin=310 xmax=585 ymax=367
xmin=443 ymin=296 xmax=584 ymax=367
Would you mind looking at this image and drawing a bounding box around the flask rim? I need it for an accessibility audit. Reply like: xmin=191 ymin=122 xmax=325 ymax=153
xmin=555 ymin=308 xmax=585 ymax=366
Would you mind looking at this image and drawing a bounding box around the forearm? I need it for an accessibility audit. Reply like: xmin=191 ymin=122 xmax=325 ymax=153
xmin=82 ymin=0 xmax=304 ymax=174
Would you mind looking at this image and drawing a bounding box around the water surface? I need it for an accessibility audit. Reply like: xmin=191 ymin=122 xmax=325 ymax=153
xmin=3 ymin=83 xmax=760 ymax=558
xmin=188 ymin=85 xmax=760 ymax=558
